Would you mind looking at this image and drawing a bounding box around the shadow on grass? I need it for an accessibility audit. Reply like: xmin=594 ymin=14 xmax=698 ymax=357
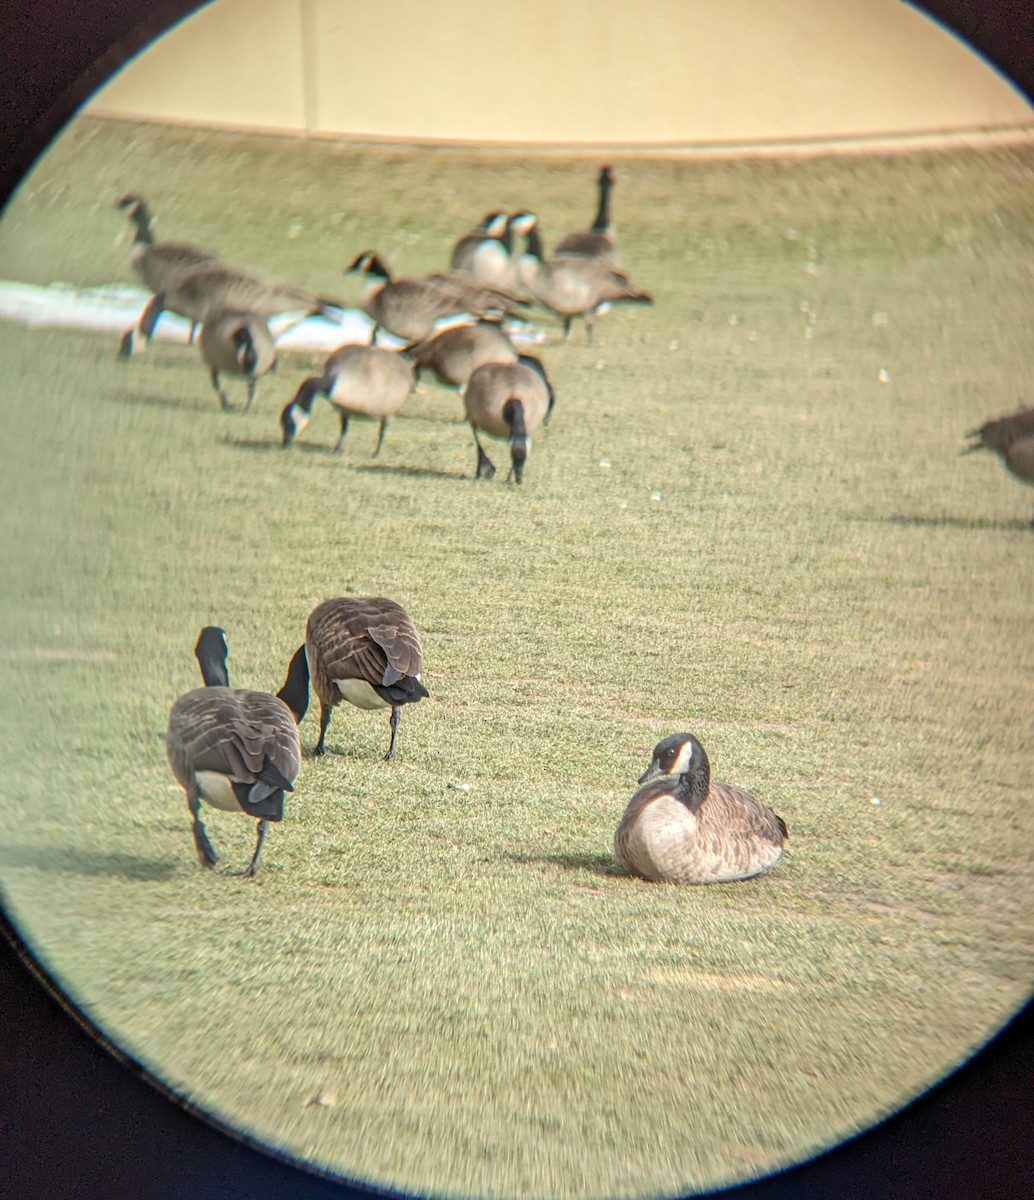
xmin=857 ymin=512 xmax=1032 ymax=533
xmin=0 ymin=842 xmax=179 ymax=882
xmin=500 ymin=849 xmax=625 ymax=877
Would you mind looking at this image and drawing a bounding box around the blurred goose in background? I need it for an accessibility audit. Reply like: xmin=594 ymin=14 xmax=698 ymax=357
xmin=122 ymin=261 xmax=345 ymax=358
xmin=117 ymin=193 xmax=220 ymax=353
xmin=280 ymin=343 xmax=414 ymax=456
xmin=449 ymin=211 xmax=537 ymax=291
xmin=553 ymin=166 xmax=620 ymax=268
xmin=963 ymin=407 xmax=1034 ymax=526
xmin=198 ymin=306 xmax=277 ymax=411
xmin=449 ymin=211 xmax=509 ymax=277
xmin=277 ymin=596 xmax=428 ymax=761
xmin=517 ymin=225 xmax=651 ymax=344
xmin=346 ymin=251 xmax=527 ymax=342
xmin=614 ymin=732 xmax=788 ymax=884
xmin=462 ymin=360 xmax=552 ymax=483
xmin=166 ymin=626 xmax=301 ymax=878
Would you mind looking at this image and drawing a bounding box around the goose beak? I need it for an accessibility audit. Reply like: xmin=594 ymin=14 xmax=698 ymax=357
xmin=637 ymin=761 xmax=662 ymax=785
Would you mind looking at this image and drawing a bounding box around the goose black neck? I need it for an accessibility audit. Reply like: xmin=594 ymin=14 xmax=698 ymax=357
xmin=121 ymin=196 xmax=155 ymax=246
xmin=276 ymin=645 xmax=310 ymax=723
xmin=194 ymin=627 xmax=230 ymax=688
xmin=524 ymin=225 xmax=544 ymax=261
xmin=675 ymin=749 xmax=710 ymax=813
xmin=291 ymin=376 xmax=324 ymax=415
xmin=592 ymin=168 xmax=613 ymax=234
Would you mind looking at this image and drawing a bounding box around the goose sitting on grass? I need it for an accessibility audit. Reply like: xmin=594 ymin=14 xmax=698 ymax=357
xmin=614 ymin=732 xmax=788 ymax=884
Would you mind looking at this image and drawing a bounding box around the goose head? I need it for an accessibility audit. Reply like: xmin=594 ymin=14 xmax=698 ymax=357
xmin=346 ymin=251 xmax=391 ymax=281
xmin=639 ymin=732 xmax=712 ymax=812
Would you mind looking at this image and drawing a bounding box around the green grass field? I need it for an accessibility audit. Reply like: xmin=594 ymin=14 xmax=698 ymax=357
xmin=0 ymin=116 xmax=1032 ymax=1199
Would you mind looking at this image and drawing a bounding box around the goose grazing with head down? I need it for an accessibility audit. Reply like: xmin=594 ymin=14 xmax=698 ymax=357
xmin=280 ymin=343 xmax=415 ymax=456
xmin=346 ymin=251 xmax=527 ymax=342
xmin=462 ymin=359 xmax=552 ymax=484
xmin=962 ymin=407 xmax=1034 ymax=526
xmin=517 ymin=225 xmax=651 ymax=345
xmin=614 ymin=733 xmax=788 ymax=884
xmin=166 ymin=627 xmax=301 ymax=877
xmin=198 ymin=306 xmax=277 ymax=411
xmin=117 ymin=193 xmax=220 ymax=353
xmin=277 ymin=597 xmax=428 ymax=761
xmin=553 ymin=166 xmax=620 ymax=268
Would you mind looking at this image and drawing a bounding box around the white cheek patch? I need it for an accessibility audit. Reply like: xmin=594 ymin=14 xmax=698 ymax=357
xmin=195 ymin=771 xmax=243 ymax=812
xmin=336 ymin=677 xmax=390 ymax=710
xmin=670 ymin=742 xmax=694 ymax=776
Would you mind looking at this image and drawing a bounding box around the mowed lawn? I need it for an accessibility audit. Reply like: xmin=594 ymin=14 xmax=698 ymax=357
xmin=0 ymin=117 xmax=1032 ymax=1200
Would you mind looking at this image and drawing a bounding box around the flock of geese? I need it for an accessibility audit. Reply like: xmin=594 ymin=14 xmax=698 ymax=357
xmin=125 ymin=164 xmax=1031 ymax=885
xmin=116 ymin=168 xmax=651 ymax=481
xmin=135 ymin=167 xmax=782 ymax=885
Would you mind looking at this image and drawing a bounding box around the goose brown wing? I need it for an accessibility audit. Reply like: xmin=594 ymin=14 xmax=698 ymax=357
xmin=167 ymin=687 xmax=300 ymax=789
xmin=705 ymin=782 xmax=787 ymax=845
xmin=308 ymin=598 xmax=423 ymax=687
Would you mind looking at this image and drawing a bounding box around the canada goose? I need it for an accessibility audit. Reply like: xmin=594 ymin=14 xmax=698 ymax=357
xmin=553 ymin=166 xmax=620 ymax=267
xmin=166 ymin=626 xmax=301 ymax=877
xmin=116 ymin=194 xmax=220 ymax=355
xmin=276 ymin=597 xmax=428 ymax=761
xmin=962 ymin=407 xmax=1034 ymax=526
xmin=462 ymin=360 xmax=551 ymax=484
xmin=122 ymin=262 xmax=344 ymax=358
xmin=198 ymin=306 xmax=277 ymax=411
xmin=614 ymin=733 xmax=788 ymax=884
xmin=407 ymin=320 xmax=518 ymax=389
xmin=517 ymin=225 xmax=651 ymax=344
xmin=449 ymin=211 xmax=509 ymax=278
xmin=346 ymin=251 xmax=526 ymax=342
xmin=280 ymin=343 xmax=415 ymax=456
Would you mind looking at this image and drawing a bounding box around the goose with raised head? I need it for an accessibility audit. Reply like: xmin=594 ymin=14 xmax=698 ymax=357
xmin=277 ymin=597 xmax=428 ymax=762
xmin=963 ymin=407 xmax=1034 ymax=526
xmin=517 ymin=225 xmax=651 ymax=344
xmin=614 ymin=732 xmax=788 ymax=884
xmin=198 ymin=306 xmax=277 ymax=411
xmin=449 ymin=211 xmax=509 ymax=278
xmin=553 ymin=166 xmax=620 ymax=267
xmin=117 ymin=193 xmax=220 ymax=355
xmin=280 ymin=343 xmax=414 ymax=456
xmin=462 ymin=360 xmax=551 ymax=483
xmin=166 ymin=627 xmax=301 ymax=877
xmin=346 ymin=251 xmax=526 ymax=342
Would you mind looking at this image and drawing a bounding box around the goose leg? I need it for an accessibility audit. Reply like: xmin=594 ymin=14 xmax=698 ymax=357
xmin=384 ymin=707 xmax=401 ymax=762
xmin=117 ymin=327 xmax=135 ymax=360
xmin=188 ymin=321 xmax=200 ymax=344
xmin=472 ymin=425 xmax=496 ymax=480
xmin=562 ymin=316 xmax=573 ymax=342
xmin=241 ymin=820 xmax=267 ymax=878
xmin=372 ymin=417 xmax=388 ymax=458
xmin=210 ymin=367 xmax=232 ymax=411
xmin=140 ymin=294 xmax=165 ymax=340
xmin=332 ymin=412 xmax=350 ymax=455
xmin=584 ymin=315 xmax=594 ymax=346
xmin=187 ymin=794 xmax=218 ymax=869
xmin=244 ymin=378 xmax=257 ymax=413
xmin=315 ymin=702 xmax=333 ymax=755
